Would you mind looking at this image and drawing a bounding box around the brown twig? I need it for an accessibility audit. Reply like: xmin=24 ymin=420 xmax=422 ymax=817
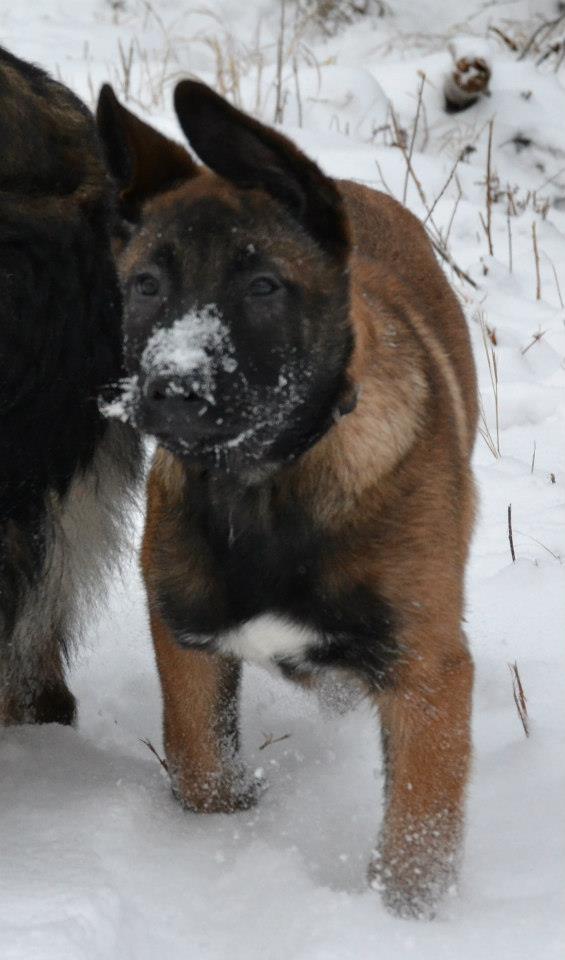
xmin=532 ymin=222 xmax=542 ymax=301
xmin=514 ymin=529 xmax=561 ymax=562
xmin=521 ymin=328 xmax=547 ymax=355
xmin=485 ymin=120 xmax=494 ymax=256
xmin=506 ymin=194 xmax=513 ymax=273
xmin=385 ymin=107 xmax=478 ymax=291
xmin=140 ymin=738 xmax=169 ymax=773
xmin=274 ymin=0 xmax=287 ymax=124
xmin=444 ymin=176 xmax=463 ymax=247
xmin=480 ymin=317 xmax=501 ymax=455
xmin=508 ymin=662 xmax=529 ymax=738
xmin=259 ymin=732 xmax=291 ymax=750
xmin=543 ymin=253 xmax=564 ymax=309
xmin=489 ymin=25 xmax=519 ymax=51
xmin=430 ymin=238 xmax=478 ymax=289
xmin=391 ymin=106 xmax=427 ymax=209
xmin=507 ymin=503 xmax=516 ymax=563
xmin=423 ymin=153 xmax=462 ymax=225
xmin=519 ymin=12 xmax=565 ymax=61
xmin=403 ymin=73 xmax=426 ymax=206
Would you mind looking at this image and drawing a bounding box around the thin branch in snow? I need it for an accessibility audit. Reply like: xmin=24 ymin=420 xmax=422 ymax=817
xmin=521 ymin=328 xmax=547 ymax=355
xmin=515 ymin=529 xmax=561 ymax=562
xmin=423 ymin=153 xmax=462 ymax=225
xmin=388 ymin=107 xmax=478 ymax=290
xmin=479 ymin=316 xmax=501 ymax=456
xmin=506 ymin=192 xmax=513 ymax=273
xmin=444 ymin=175 xmax=463 ymax=247
xmin=508 ymin=662 xmax=529 ymax=738
xmin=259 ymin=732 xmax=292 ymax=750
xmin=274 ymin=0 xmax=287 ymax=123
xmin=483 ymin=120 xmax=495 ymax=256
xmin=531 ymin=221 xmax=542 ymax=301
xmin=518 ymin=11 xmax=565 ymax=61
xmin=543 ymin=253 xmax=564 ymax=310
xmin=402 ymin=72 xmax=426 ymax=206
xmin=140 ymin=738 xmax=169 ymax=774
xmin=507 ymin=503 xmax=516 ymax=563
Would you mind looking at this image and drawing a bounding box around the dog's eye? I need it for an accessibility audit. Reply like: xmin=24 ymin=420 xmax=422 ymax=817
xmin=247 ymin=275 xmax=280 ymax=298
xmin=135 ymin=272 xmax=160 ymax=297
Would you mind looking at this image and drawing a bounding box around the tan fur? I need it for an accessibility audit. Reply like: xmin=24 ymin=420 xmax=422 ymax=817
xmin=109 ymin=89 xmax=479 ymax=916
xmin=148 ymin=608 xmax=257 ymax=813
xmin=141 ymin=179 xmax=477 ymax=914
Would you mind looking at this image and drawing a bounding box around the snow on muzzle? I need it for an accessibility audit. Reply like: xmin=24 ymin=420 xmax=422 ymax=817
xmin=136 ymin=305 xmax=239 ymax=442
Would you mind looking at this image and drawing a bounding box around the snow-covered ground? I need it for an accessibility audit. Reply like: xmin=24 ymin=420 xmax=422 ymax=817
xmin=1 ymin=1 xmax=564 ymax=957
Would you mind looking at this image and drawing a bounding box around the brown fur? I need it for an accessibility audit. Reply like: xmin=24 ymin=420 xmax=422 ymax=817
xmin=98 ymin=83 xmax=478 ymax=918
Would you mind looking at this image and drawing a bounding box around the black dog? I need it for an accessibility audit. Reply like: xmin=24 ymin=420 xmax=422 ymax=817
xmin=0 ymin=47 xmax=140 ymax=726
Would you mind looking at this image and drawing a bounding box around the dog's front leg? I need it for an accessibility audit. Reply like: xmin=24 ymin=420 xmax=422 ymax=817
xmin=150 ymin=611 xmax=259 ymax=813
xmin=370 ymin=641 xmax=474 ymax=918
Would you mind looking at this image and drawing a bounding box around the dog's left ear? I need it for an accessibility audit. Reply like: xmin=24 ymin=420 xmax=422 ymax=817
xmin=96 ymin=84 xmax=198 ymax=219
xmin=174 ymin=80 xmax=349 ymax=259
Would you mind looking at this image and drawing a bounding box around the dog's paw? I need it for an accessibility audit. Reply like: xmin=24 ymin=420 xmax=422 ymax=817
xmin=368 ymin=837 xmax=458 ymax=920
xmin=171 ymin=761 xmax=267 ymax=814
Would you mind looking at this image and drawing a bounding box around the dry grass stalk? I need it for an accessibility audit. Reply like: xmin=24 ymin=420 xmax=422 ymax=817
xmin=423 ymin=154 xmax=462 ymax=226
xmin=274 ymin=0 xmax=287 ymax=124
xmin=444 ymin=176 xmax=462 ymax=247
xmin=506 ymin=195 xmax=513 ymax=273
xmin=140 ymin=737 xmax=169 ymax=773
xmin=543 ymin=253 xmax=564 ymax=309
xmin=507 ymin=502 xmax=516 ymax=563
xmin=258 ymin=732 xmax=292 ymax=751
xmin=402 ymin=73 xmax=426 ymax=206
xmin=483 ymin=120 xmax=495 ymax=256
xmin=532 ymin=221 xmax=542 ymax=301
xmin=515 ymin=529 xmax=561 ymax=562
xmin=488 ymin=25 xmax=519 ymax=51
xmin=386 ymin=99 xmax=478 ymax=290
xmin=507 ymin=662 xmax=529 ymax=738
xmin=478 ymin=399 xmax=499 ymax=459
xmin=478 ymin=315 xmax=501 ymax=457
xmin=521 ymin=328 xmax=547 ymax=356
xmin=519 ymin=11 xmax=565 ymax=61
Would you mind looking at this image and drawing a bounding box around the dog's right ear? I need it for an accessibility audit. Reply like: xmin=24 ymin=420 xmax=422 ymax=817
xmin=96 ymin=85 xmax=198 ymax=219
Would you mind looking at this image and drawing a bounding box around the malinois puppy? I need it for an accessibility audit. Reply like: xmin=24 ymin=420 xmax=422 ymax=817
xmin=97 ymin=79 xmax=478 ymax=918
xmin=0 ymin=47 xmax=139 ymax=729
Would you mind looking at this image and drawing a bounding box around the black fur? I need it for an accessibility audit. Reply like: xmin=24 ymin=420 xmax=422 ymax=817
xmin=153 ymin=471 xmax=398 ymax=687
xmin=0 ymin=47 xmax=139 ymax=725
xmin=174 ymin=80 xmax=350 ymax=257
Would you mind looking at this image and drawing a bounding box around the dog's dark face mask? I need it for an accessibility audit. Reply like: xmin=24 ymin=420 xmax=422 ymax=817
xmin=97 ymin=81 xmax=356 ymax=475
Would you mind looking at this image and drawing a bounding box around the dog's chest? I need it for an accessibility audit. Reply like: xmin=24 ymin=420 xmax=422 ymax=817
xmin=167 ymin=479 xmax=398 ymax=685
xmin=214 ymin=613 xmax=319 ymax=668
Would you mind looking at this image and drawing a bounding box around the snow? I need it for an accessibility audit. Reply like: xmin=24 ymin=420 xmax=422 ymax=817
xmin=141 ymin=305 xmax=237 ymax=403
xmin=1 ymin=1 xmax=564 ymax=957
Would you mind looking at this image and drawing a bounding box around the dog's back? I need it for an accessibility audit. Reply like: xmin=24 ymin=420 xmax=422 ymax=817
xmin=0 ymin=47 xmax=139 ymax=726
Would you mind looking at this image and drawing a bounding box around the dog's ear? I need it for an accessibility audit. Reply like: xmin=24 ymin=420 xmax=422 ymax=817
xmin=174 ymin=80 xmax=349 ymax=259
xmin=96 ymin=85 xmax=198 ymax=218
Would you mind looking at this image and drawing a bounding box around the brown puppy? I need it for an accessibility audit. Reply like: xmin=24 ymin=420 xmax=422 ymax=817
xmin=97 ymin=81 xmax=478 ymax=919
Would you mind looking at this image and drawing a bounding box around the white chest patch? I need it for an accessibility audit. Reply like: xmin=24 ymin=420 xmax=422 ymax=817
xmin=216 ymin=614 xmax=320 ymax=667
